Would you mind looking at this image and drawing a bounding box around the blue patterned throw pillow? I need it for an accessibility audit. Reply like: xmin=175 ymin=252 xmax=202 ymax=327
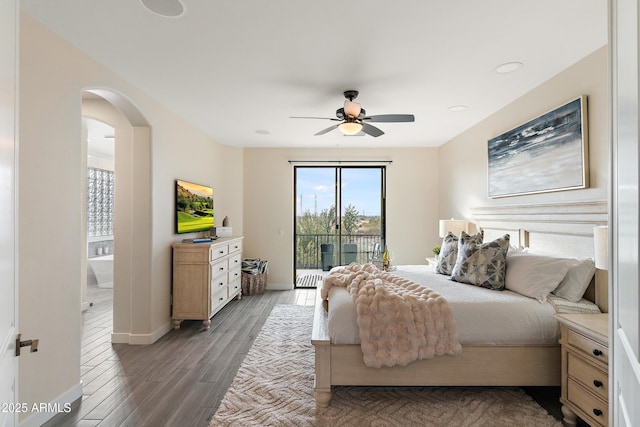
xmin=451 ymin=232 xmax=510 ymax=290
xmin=436 ymin=229 xmax=484 ymax=276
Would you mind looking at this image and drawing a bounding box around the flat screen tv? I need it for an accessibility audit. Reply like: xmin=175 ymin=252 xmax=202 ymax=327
xmin=175 ymin=179 xmax=214 ymax=234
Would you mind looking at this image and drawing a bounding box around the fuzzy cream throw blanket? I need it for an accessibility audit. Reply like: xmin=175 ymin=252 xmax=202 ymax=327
xmin=322 ymin=263 xmax=462 ymax=368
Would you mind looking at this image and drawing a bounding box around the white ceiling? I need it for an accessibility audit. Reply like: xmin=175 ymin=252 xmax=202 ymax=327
xmin=21 ymin=0 xmax=607 ymax=148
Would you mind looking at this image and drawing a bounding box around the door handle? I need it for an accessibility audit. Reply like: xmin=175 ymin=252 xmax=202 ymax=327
xmin=15 ymin=334 xmax=39 ymax=357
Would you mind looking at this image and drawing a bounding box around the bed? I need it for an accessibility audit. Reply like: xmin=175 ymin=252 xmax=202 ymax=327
xmin=311 ymin=201 xmax=608 ymax=407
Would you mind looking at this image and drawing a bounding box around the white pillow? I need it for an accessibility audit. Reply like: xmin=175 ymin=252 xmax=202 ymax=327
xmin=552 ymin=258 xmax=596 ymax=302
xmin=505 ymin=253 xmax=571 ymax=302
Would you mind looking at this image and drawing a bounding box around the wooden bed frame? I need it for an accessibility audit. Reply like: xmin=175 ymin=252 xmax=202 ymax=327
xmin=311 ymin=200 xmax=608 ymax=407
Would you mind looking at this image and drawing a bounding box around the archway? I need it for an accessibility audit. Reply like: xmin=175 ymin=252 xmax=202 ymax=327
xmin=81 ymin=89 xmax=153 ymax=344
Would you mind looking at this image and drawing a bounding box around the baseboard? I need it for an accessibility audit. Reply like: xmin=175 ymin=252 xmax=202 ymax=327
xmin=110 ymin=331 xmax=130 ymax=344
xmin=19 ymin=381 xmax=82 ymax=427
xmin=266 ymin=283 xmax=294 ymax=291
xmin=146 ymin=322 xmax=172 ymax=344
xmin=111 ymin=321 xmax=172 ymax=345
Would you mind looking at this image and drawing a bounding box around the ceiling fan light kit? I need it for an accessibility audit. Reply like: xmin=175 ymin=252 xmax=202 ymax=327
xmin=291 ymin=90 xmax=415 ymax=138
xmin=338 ymin=121 xmax=363 ymax=135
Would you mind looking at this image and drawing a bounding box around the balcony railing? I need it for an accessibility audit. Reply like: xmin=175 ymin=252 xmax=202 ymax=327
xmin=295 ymin=233 xmax=383 ymax=270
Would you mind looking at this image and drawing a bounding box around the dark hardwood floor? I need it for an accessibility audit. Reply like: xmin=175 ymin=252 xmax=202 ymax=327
xmin=44 ymin=285 xmax=315 ymax=427
xmin=44 ymin=284 xmax=568 ymax=427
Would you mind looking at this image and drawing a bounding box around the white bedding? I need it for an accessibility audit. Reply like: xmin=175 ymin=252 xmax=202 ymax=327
xmin=327 ymin=265 xmax=561 ymax=345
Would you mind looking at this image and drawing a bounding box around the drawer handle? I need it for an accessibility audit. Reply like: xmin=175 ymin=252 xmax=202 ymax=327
xmin=593 ymin=379 xmax=603 ymax=388
xmin=220 ymin=267 xmax=225 ymax=271
xmin=219 ymin=250 xmax=224 ymax=254
xmin=219 ymin=297 xmax=224 ymax=302
xmin=593 ymin=408 xmax=603 ymax=417
xmin=592 ymin=349 xmax=603 ymax=356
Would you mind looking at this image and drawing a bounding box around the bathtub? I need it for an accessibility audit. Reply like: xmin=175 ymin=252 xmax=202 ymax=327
xmin=88 ymin=254 xmax=113 ymax=288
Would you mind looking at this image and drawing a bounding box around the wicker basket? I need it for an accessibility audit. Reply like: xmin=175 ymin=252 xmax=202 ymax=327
xmin=241 ymin=272 xmax=267 ymax=295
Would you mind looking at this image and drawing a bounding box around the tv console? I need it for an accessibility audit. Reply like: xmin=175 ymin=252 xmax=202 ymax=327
xmin=171 ymin=236 xmax=243 ymax=329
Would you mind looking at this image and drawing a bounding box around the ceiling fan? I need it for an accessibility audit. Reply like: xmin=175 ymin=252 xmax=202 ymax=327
xmin=290 ymin=90 xmax=415 ymax=137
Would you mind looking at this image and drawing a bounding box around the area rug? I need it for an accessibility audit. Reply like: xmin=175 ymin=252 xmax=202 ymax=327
xmin=210 ymin=304 xmax=562 ymax=427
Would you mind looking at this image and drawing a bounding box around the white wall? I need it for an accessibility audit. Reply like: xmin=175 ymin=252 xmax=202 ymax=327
xmin=243 ymin=147 xmax=438 ymax=288
xmin=438 ymin=46 xmax=608 ymax=229
xmin=18 ymin=13 xmax=243 ymax=425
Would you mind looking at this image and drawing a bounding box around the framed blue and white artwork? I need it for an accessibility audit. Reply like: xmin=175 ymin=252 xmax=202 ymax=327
xmin=487 ymin=96 xmax=589 ymax=198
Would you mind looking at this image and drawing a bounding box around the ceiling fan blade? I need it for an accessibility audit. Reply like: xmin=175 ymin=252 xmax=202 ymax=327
xmin=290 ymin=116 xmax=341 ymax=121
xmin=364 ymin=114 xmax=415 ymax=123
xmin=315 ymin=124 xmax=339 ymax=136
xmin=362 ymin=122 xmax=385 ymax=137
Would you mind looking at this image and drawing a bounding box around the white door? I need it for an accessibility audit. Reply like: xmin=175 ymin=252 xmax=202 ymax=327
xmin=611 ymin=0 xmax=640 ymax=426
xmin=0 ymin=0 xmax=18 ymax=426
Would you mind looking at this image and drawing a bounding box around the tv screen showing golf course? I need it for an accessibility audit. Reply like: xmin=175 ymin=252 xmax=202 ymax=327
xmin=176 ymin=179 xmax=214 ymax=234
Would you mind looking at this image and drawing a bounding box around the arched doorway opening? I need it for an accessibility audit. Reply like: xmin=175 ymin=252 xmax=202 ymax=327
xmin=81 ymin=89 xmax=152 ymax=344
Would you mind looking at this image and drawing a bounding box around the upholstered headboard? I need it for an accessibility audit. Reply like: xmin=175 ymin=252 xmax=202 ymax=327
xmin=469 ymin=200 xmax=608 ymax=312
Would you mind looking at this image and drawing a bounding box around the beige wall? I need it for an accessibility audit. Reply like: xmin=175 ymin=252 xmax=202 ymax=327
xmin=438 ymin=46 xmax=608 ymax=233
xmin=18 ymin=13 xmax=242 ymax=425
xmin=243 ymin=147 xmax=438 ymax=288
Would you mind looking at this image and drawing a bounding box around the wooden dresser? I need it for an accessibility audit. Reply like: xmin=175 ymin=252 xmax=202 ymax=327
xmin=172 ymin=237 xmax=243 ymax=330
xmin=556 ymin=313 xmax=609 ymax=427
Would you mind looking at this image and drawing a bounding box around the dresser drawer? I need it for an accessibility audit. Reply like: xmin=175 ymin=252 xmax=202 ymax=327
xmin=567 ymin=329 xmax=608 ymax=364
xmin=211 ymin=259 xmax=228 ymax=278
xmin=228 ymin=253 xmax=242 ymax=270
xmin=211 ymin=274 xmax=227 ymax=293
xmin=228 ymin=267 xmax=241 ymax=283
xmin=568 ymin=353 xmax=608 ymax=401
xmin=229 ymin=240 xmax=242 ymax=254
xmin=211 ymin=287 xmax=227 ymax=312
xmin=210 ymin=244 xmax=229 ymax=261
xmin=567 ymin=378 xmax=608 ymax=426
xmin=228 ymin=277 xmax=241 ymax=297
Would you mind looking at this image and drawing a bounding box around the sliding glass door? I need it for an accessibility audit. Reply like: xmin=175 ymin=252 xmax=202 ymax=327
xmin=294 ymin=166 xmax=385 ymax=288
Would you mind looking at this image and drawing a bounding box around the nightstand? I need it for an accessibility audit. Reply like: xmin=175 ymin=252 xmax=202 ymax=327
xmin=556 ymin=313 xmax=609 ymax=427
xmin=426 ymin=257 xmax=438 ymax=271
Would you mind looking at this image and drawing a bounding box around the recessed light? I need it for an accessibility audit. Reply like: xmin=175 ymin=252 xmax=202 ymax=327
xmin=255 ymin=129 xmax=271 ymax=135
xmin=495 ymin=62 xmax=523 ymax=74
xmin=140 ymin=0 xmax=185 ymax=17
xmin=448 ymin=105 xmax=468 ymax=112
